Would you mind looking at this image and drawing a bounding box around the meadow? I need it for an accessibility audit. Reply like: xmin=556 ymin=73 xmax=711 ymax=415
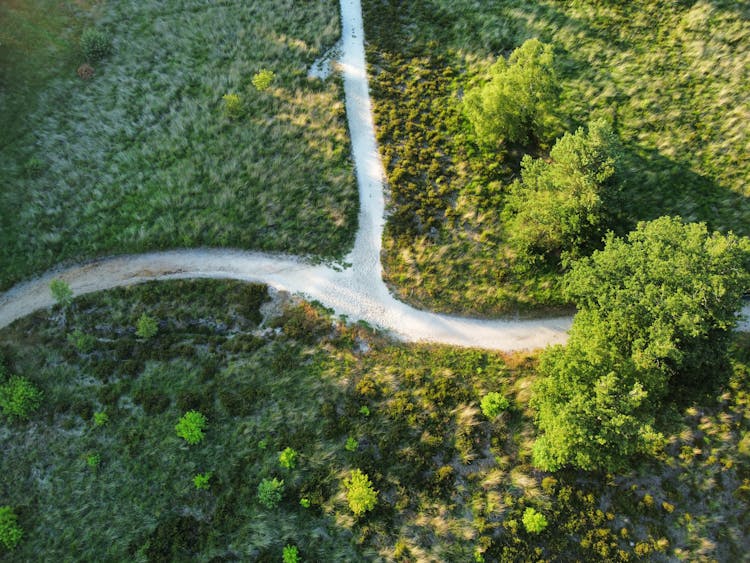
xmin=1 ymin=280 xmax=748 ymax=560
xmin=0 ymin=0 xmax=357 ymax=291
xmin=363 ymin=0 xmax=750 ymax=316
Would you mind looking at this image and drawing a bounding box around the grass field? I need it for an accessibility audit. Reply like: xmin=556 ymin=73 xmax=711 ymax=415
xmin=363 ymin=0 xmax=750 ymax=316
xmin=1 ymin=280 xmax=749 ymax=560
xmin=0 ymin=0 xmax=357 ymax=291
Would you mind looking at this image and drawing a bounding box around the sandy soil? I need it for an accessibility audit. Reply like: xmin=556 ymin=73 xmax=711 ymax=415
xmin=0 ymin=0 xmax=742 ymax=351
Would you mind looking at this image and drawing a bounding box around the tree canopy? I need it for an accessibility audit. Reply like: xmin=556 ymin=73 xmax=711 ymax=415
xmin=464 ymin=38 xmax=559 ymax=147
xmin=532 ymin=217 xmax=750 ymax=471
xmin=503 ymin=119 xmax=622 ymax=263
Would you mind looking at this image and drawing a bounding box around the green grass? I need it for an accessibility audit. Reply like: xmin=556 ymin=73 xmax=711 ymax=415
xmin=0 ymin=0 xmax=357 ymax=291
xmin=1 ymin=280 xmax=749 ymax=560
xmin=363 ymin=0 xmax=750 ymax=316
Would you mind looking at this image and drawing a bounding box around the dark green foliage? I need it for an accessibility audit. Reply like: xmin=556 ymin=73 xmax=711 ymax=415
xmin=504 ymin=120 xmax=623 ymax=263
xmin=0 ymin=376 xmax=42 ymax=420
xmin=257 ymin=477 xmax=285 ymax=509
xmin=532 ymin=217 xmax=750 ymax=471
xmin=0 ymin=506 xmax=23 ymax=550
xmin=464 ymin=39 xmax=559 ymax=147
xmin=79 ymin=28 xmax=112 ymax=62
xmin=67 ymin=329 xmax=95 ymax=354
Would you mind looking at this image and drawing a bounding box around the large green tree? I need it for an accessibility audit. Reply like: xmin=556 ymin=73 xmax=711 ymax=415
xmin=532 ymin=217 xmax=750 ymax=471
xmin=503 ymin=119 xmax=622 ymax=263
xmin=464 ymin=38 xmax=559 ymax=147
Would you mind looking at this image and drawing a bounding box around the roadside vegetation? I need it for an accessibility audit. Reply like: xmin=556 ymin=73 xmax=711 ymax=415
xmin=1 ymin=279 xmax=749 ymax=560
xmin=363 ymin=0 xmax=750 ymax=316
xmin=0 ymin=0 xmax=357 ymax=291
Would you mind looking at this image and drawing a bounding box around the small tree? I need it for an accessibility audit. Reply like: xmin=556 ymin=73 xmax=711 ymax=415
xmin=282 ymin=545 xmax=299 ymax=563
xmin=222 ymin=93 xmax=243 ymax=119
xmin=252 ymin=69 xmax=275 ymax=91
xmin=0 ymin=506 xmax=22 ymax=550
xmin=343 ymin=469 xmax=378 ymax=516
xmin=135 ymin=313 xmax=158 ymax=339
xmin=464 ymin=39 xmax=559 ymax=147
xmin=80 ymin=28 xmax=112 ymax=62
xmin=50 ymin=279 xmax=73 ymax=307
xmin=193 ymin=472 xmax=212 ymax=490
xmin=175 ymin=410 xmax=207 ymax=445
xmin=257 ymin=477 xmax=284 ymax=508
xmin=522 ymin=507 xmax=548 ymax=533
xmin=0 ymin=376 xmax=42 ymax=420
xmin=279 ymin=447 xmax=298 ymax=470
xmin=480 ymin=392 xmax=509 ymax=419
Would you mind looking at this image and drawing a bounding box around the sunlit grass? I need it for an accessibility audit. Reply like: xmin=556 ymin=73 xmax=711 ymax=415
xmin=0 ymin=0 xmax=356 ymax=290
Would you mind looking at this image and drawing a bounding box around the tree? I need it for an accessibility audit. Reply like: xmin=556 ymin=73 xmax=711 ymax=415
xmin=503 ymin=120 xmax=622 ymax=264
xmin=175 ymin=410 xmax=207 ymax=445
xmin=135 ymin=313 xmax=158 ymax=339
xmin=480 ymin=391 xmax=509 ymax=419
xmin=522 ymin=507 xmax=548 ymax=533
xmin=0 ymin=506 xmax=22 ymax=550
xmin=257 ymin=478 xmax=284 ymax=509
xmin=464 ymin=39 xmax=559 ymax=147
xmin=49 ymin=279 xmax=73 ymax=308
xmin=343 ymin=469 xmax=378 ymax=516
xmin=532 ymin=217 xmax=750 ymax=471
xmin=0 ymin=376 xmax=42 ymax=420
xmin=278 ymin=447 xmax=298 ymax=470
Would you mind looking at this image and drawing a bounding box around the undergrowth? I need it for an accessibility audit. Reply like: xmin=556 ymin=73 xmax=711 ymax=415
xmin=0 ymin=280 xmax=748 ymax=560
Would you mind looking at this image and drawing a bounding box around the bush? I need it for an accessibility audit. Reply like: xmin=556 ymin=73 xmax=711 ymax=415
xmin=193 ymin=472 xmax=212 ymax=490
xmin=135 ymin=313 xmax=158 ymax=339
xmin=282 ymin=545 xmax=299 ymax=563
xmin=222 ymin=93 xmax=243 ymax=119
xmin=86 ymin=453 xmax=101 ymax=470
xmin=345 ymin=436 xmax=358 ymax=452
xmin=0 ymin=506 xmax=22 ymax=550
xmin=252 ymin=69 xmax=275 ymax=91
xmin=522 ymin=507 xmax=548 ymax=533
xmin=279 ymin=447 xmax=298 ymax=470
xmin=68 ymin=329 xmax=96 ymax=353
xmin=50 ymin=279 xmax=73 ymax=307
xmin=343 ymin=469 xmax=378 ymax=516
xmin=257 ymin=477 xmax=284 ymax=509
xmin=175 ymin=411 xmax=207 ymax=445
xmin=480 ymin=392 xmax=509 ymax=419
xmin=80 ymin=28 xmax=113 ymax=62
xmin=0 ymin=376 xmax=42 ymax=420
xmin=93 ymin=411 xmax=109 ymax=427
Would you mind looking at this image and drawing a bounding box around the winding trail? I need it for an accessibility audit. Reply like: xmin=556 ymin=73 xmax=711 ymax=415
xmin=5 ymin=0 xmax=735 ymax=351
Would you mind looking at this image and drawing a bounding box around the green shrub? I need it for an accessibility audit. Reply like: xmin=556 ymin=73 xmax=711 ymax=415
xmin=93 ymin=411 xmax=109 ymax=427
xmin=343 ymin=469 xmax=378 ymax=516
xmin=359 ymin=405 xmax=370 ymax=416
xmin=222 ymin=93 xmax=243 ymax=119
xmin=257 ymin=477 xmax=284 ymax=509
xmin=135 ymin=313 xmax=158 ymax=339
xmin=0 ymin=506 xmax=22 ymax=550
xmin=193 ymin=472 xmax=212 ymax=490
xmin=252 ymin=69 xmax=275 ymax=91
xmin=345 ymin=436 xmax=358 ymax=452
xmin=480 ymin=392 xmax=509 ymax=419
xmin=50 ymin=279 xmax=73 ymax=307
xmin=0 ymin=376 xmax=42 ymax=420
xmin=86 ymin=453 xmax=101 ymax=470
xmin=68 ymin=329 xmax=96 ymax=353
xmin=299 ymin=497 xmax=311 ymax=508
xmin=175 ymin=410 xmax=207 ymax=445
xmin=80 ymin=28 xmax=112 ymax=61
xmin=522 ymin=507 xmax=548 ymax=533
xmin=282 ymin=544 xmax=299 ymax=563
xmin=279 ymin=447 xmax=298 ymax=470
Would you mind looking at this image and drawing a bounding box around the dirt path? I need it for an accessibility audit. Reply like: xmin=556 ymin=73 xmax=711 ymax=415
xmin=0 ymin=0 xmax=740 ymax=351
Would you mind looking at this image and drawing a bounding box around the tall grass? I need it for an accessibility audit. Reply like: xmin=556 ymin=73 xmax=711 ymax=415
xmin=0 ymin=0 xmax=357 ymax=290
